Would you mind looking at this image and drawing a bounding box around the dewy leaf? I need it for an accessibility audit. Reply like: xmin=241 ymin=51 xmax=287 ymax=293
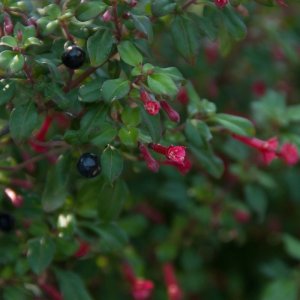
xmin=75 ymin=1 xmax=107 ymax=21
xmin=147 ymin=73 xmax=178 ymax=96
xmin=101 ymin=78 xmax=130 ymax=102
xmin=42 ymin=153 xmax=71 ymax=212
xmin=170 ymin=15 xmax=200 ymax=63
xmin=131 ymin=15 xmax=153 ymax=41
xmin=87 ymin=29 xmax=114 ymax=66
xmin=117 ymin=41 xmax=143 ymax=67
xmin=27 ymin=237 xmax=56 ymax=275
xmin=101 ymin=146 xmax=124 ymax=184
xmin=98 ymin=180 xmax=128 ymax=223
xmin=212 ymin=113 xmax=255 ymax=136
xmin=282 ymin=234 xmax=300 ymax=260
xmin=9 ymin=102 xmax=38 ymax=142
xmin=55 ymin=269 xmax=93 ymax=300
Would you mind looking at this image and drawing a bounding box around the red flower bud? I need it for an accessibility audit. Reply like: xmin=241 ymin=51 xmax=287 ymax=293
xmin=74 ymin=241 xmax=91 ymax=258
xmin=39 ymin=283 xmax=63 ymax=300
xmin=144 ymin=100 xmax=160 ymax=115
xmin=139 ymin=143 xmax=160 ymax=172
xmin=17 ymin=30 xmax=23 ymax=42
xmin=149 ymin=144 xmax=186 ymax=165
xmin=176 ymin=87 xmax=189 ymax=105
xmin=102 ymin=9 xmax=113 ymax=22
xmin=163 ymin=263 xmax=183 ymax=300
xmin=160 ymin=100 xmax=180 ymax=123
xmin=278 ymin=143 xmax=299 ymax=166
xmin=161 ymin=156 xmax=192 ymax=175
xmin=214 ymin=0 xmax=228 ymax=8
xmin=4 ymin=14 xmax=14 ymax=35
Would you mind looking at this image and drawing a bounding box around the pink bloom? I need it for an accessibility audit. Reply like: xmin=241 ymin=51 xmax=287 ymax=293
xmin=139 ymin=143 xmax=159 ymax=172
xmin=214 ymin=0 xmax=228 ymax=8
xmin=160 ymin=100 xmax=180 ymax=123
xmin=102 ymin=9 xmax=112 ymax=22
xmin=144 ymin=100 xmax=160 ymax=115
xmin=161 ymin=156 xmax=192 ymax=175
xmin=278 ymin=143 xmax=299 ymax=165
xmin=132 ymin=279 xmax=154 ymax=300
xmin=4 ymin=13 xmax=13 ymax=35
xmin=234 ymin=210 xmax=251 ymax=224
xmin=163 ymin=263 xmax=183 ymax=300
xmin=149 ymin=144 xmax=186 ymax=165
xmin=176 ymin=87 xmax=189 ymax=105
xmin=74 ymin=241 xmax=91 ymax=258
xmin=232 ymin=134 xmax=278 ymax=165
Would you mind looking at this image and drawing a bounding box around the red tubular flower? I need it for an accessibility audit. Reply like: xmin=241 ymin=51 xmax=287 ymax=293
xmin=4 ymin=188 xmax=24 ymax=208
xmin=74 ymin=241 xmax=91 ymax=258
xmin=140 ymin=90 xmax=161 ymax=116
xmin=161 ymin=156 xmax=192 ymax=175
xmin=149 ymin=144 xmax=186 ymax=165
xmin=160 ymin=100 xmax=180 ymax=123
xmin=30 ymin=115 xmax=54 ymax=153
xmin=163 ymin=263 xmax=183 ymax=300
xmin=176 ymin=87 xmax=189 ymax=105
xmin=232 ymin=134 xmax=278 ymax=165
xmin=4 ymin=13 xmax=14 ymax=35
xmin=39 ymin=283 xmax=63 ymax=300
xmin=122 ymin=263 xmax=154 ymax=300
xmin=214 ymin=0 xmax=228 ymax=8
xmin=139 ymin=143 xmax=160 ymax=172
xmin=278 ymin=143 xmax=299 ymax=166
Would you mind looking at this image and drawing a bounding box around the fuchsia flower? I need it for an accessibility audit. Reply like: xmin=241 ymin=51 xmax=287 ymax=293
xmin=139 ymin=143 xmax=159 ymax=173
xmin=149 ymin=144 xmax=186 ymax=165
xmin=176 ymin=87 xmax=189 ymax=105
xmin=74 ymin=241 xmax=91 ymax=258
xmin=232 ymin=134 xmax=278 ymax=165
xmin=278 ymin=143 xmax=299 ymax=165
xmin=163 ymin=263 xmax=183 ymax=300
xmin=3 ymin=13 xmax=13 ymax=35
xmin=161 ymin=156 xmax=192 ymax=175
xmin=214 ymin=0 xmax=229 ymax=8
xmin=160 ymin=100 xmax=180 ymax=123
xmin=140 ymin=90 xmax=160 ymax=115
xmin=252 ymin=80 xmax=266 ymax=97
xmin=39 ymin=283 xmax=63 ymax=300
xmin=122 ymin=263 xmax=154 ymax=300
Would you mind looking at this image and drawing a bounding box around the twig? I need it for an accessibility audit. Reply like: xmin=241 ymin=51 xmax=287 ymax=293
xmin=112 ymin=0 xmax=122 ymax=41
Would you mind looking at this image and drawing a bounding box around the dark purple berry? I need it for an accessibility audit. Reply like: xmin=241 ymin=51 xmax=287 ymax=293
xmin=62 ymin=45 xmax=85 ymax=69
xmin=77 ymin=153 xmax=101 ymax=178
xmin=0 ymin=213 xmax=15 ymax=232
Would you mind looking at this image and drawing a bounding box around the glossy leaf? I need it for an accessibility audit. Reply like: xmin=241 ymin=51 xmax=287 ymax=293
xmin=101 ymin=79 xmax=130 ymax=102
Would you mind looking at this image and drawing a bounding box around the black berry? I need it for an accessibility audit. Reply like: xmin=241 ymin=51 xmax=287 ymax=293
xmin=77 ymin=153 xmax=101 ymax=178
xmin=62 ymin=45 xmax=86 ymax=69
xmin=0 ymin=213 xmax=15 ymax=232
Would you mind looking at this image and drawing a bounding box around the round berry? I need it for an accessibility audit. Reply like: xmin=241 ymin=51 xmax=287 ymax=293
xmin=61 ymin=45 xmax=86 ymax=69
xmin=77 ymin=153 xmax=101 ymax=178
xmin=0 ymin=213 xmax=15 ymax=232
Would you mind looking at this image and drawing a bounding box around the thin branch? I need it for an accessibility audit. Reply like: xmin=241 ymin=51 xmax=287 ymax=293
xmin=112 ymin=0 xmax=122 ymax=41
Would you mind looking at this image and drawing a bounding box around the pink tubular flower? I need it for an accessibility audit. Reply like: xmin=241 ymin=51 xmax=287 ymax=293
xmin=176 ymin=87 xmax=189 ymax=105
xmin=278 ymin=143 xmax=299 ymax=166
xmin=160 ymin=100 xmax=180 ymax=123
xmin=74 ymin=241 xmax=91 ymax=258
xmin=163 ymin=263 xmax=183 ymax=300
xmin=149 ymin=144 xmax=186 ymax=165
xmin=139 ymin=143 xmax=160 ymax=172
xmin=161 ymin=156 xmax=192 ymax=175
xmin=122 ymin=263 xmax=154 ymax=300
xmin=214 ymin=0 xmax=228 ymax=8
xmin=232 ymin=134 xmax=278 ymax=165
xmin=140 ymin=90 xmax=160 ymax=115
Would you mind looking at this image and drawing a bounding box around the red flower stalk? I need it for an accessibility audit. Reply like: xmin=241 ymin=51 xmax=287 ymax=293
xmin=214 ymin=0 xmax=228 ymax=8
xmin=160 ymin=100 xmax=180 ymax=123
xmin=74 ymin=241 xmax=91 ymax=258
xmin=139 ymin=143 xmax=160 ymax=172
xmin=122 ymin=263 xmax=154 ymax=300
xmin=4 ymin=13 xmax=14 ymax=35
xmin=4 ymin=188 xmax=24 ymax=208
xmin=161 ymin=156 xmax=192 ymax=175
xmin=39 ymin=283 xmax=63 ymax=300
xmin=176 ymin=87 xmax=189 ymax=105
xmin=278 ymin=143 xmax=299 ymax=166
xmin=140 ymin=90 xmax=160 ymax=115
xmin=30 ymin=115 xmax=54 ymax=153
xmin=232 ymin=134 xmax=278 ymax=165
xmin=163 ymin=263 xmax=183 ymax=300
xmin=149 ymin=144 xmax=186 ymax=165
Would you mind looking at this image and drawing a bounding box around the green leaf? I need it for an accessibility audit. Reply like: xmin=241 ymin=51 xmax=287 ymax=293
xmin=140 ymin=109 xmax=162 ymax=143
xmin=170 ymin=15 xmax=200 ymax=63
xmin=79 ymin=79 xmax=102 ymax=103
xmin=282 ymin=234 xmax=300 ymax=260
xmin=212 ymin=113 xmax=255 ymax=136
xmin=118 ymin=127 xmax=139 ymax=147
xmin=75 ymin=1 xmax=107 ymax=21
xmin=0 ymin=79 xmax=15 ymax=105
xmin=101 ymin=147 xmax=124 ymax=184
xmin=101 ymin=79 xmax=130 ymax=102
xmin=151 ymin=0 xmax=176 ymax=17
xmin=24 ymin=37 xmax=43 ymax=48
xmin=9 ymin=102 xmax=38 ymax=142
xmin=118 ymin=41 xmax=143 ymax=67
xmin=27 ymin=237 xmax=56 ymax=275
xmin=3 ymin=286 xmax=30 ymax=300
xmin=185 ymin=119 xmax=212 ymax=148
xmin=42 ymin=154 xmax=70 ymax=212
xmin=87 ymin=29 xmax=114 ymax=66
xmin=37 ymin=18 xmax=59 ymax=35
xmin=0 ymin=51 xmax=24 ymax=73
xmin=55 ymin=269 xmax=93 ymax=300
xmin=262 ymin=278 xmax=298 ymax=300
xmin=147 ymin=73 xmax=178 ymax=96
xmin=156 ymin=67 xmax=184 ymax=82
xmin=91 ymin=123 xmax=117 ymax=147
xmin=131 ymin=15 xmax=153 ymax=41
xmin=121 ymin=107 xmax=141 ymax=127
xmin=287 ymin=104 xmax=300 ymax=122
xmin=98 ymin=180 xmax=128 ymax=222
xmin=0 ymin=36 xmax=18 ymax=47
